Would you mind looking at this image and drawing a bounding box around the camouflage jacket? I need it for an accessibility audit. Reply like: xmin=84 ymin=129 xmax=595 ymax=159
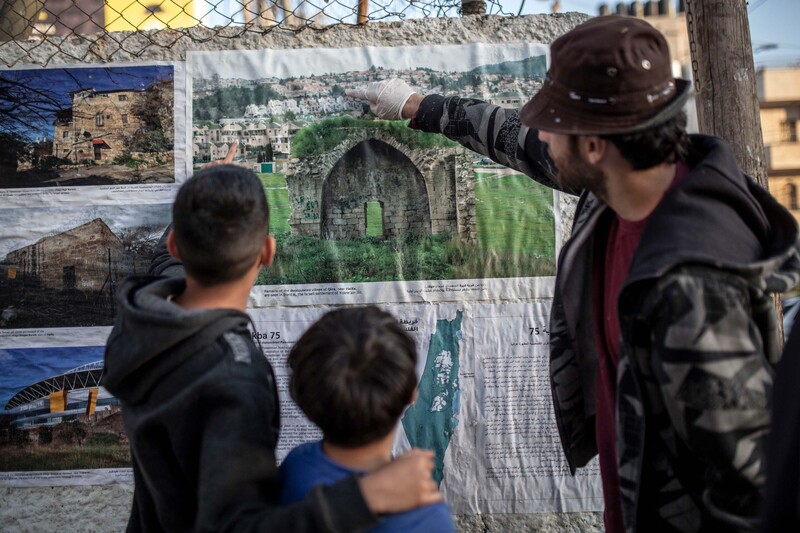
xmin=411 ymin=95 xmax=800 ymax=532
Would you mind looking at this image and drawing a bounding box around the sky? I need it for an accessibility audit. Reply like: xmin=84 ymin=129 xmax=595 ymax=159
xmin=0 ymin=65 xmax=173 ymax=141
xmin=0 ymin=346 xmax=104 ymax=407
xmin=513 ymin=0 xmax=800 ymax=68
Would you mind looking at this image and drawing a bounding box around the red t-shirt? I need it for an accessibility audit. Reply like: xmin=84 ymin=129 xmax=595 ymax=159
xmin=594 ymin=162 xmax=690 ymax=533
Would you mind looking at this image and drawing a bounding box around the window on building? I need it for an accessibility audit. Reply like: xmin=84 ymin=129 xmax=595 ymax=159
xmin=122 ymin=114 xmax=128 ymax=125
xmin=96 ymin=113 xmax=103 ymax=127
xmin=780 ymin=120 xmax=798 ymax=142
xmin=365 ymin=201 xmax=384 ymax=238
xmin=785 ymin=183 xmax=798 ymax=210
xmin=63 ymin=266 xmax=76 ymax=290
xmin=62 ymin=131 xmax=69 ymax=139
xmin=118 ymin=94 xmax=128 ymax=101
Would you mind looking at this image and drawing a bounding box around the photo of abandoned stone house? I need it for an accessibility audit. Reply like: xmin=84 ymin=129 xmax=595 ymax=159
xmin=4 ymin=218 xmax=127 ymax=292
xmin=0 ymin=66 xmax=175 ymax=188
xmin=52 ymin=82 xmax=173 ymax=165
xmin=0 ymin=206 xmax=170 ymax=328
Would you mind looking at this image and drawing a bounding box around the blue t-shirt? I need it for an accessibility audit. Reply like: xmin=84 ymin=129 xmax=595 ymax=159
xmin=279 ymin=441 xmax=455 ymax=533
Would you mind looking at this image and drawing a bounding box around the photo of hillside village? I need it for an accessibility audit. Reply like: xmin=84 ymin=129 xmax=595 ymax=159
xmin=0 ymin=65 xmax=175 ymax=188
xmin=191 ymin=46 xmax=557 ymax=285
xmin=191 ymin=57 xmax=546 ymax=168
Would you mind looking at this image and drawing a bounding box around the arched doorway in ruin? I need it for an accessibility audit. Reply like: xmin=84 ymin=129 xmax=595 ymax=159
xmin=320 ymin=139 xmax=431 ymax=240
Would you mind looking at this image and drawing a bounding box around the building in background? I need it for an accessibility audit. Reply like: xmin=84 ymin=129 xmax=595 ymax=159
xmin=104 ymin=0 xmax=197 ymax=32
xmin=598 ymin=1 xmax=690 ymax=79
xmin=597 ymin=1 xmax=697 ymax=133
xmin=32 ymin=0 xmax=196 ymax=36
xmin=2 ymin=361 xmax=118 ymax=429
xmin=598 ymin=1 xmax=800 ymax=222
xmin=53 ymin=88 xmax=147 ymax=163
xmin=32 ymin=0 xmax=104 ymax=37
xmin=52 ymin=79 xmax=174 ymax=165
xmin=758 ymin=68 xmax=800 ymax=222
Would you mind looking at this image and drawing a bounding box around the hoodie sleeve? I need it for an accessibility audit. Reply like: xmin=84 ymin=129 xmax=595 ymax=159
xmin=147 ymin=224 xmax=186 ymax=278
xmin=642 ymin=266 xmax=770 ymax=530
xmin=409 ymin=94 xmax=575 ymax=195
xmin=193 ymin=351 xmax=377 ymax=533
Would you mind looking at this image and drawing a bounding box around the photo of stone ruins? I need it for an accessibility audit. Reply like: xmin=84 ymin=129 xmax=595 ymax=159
xmin=193 ymin=53 xmax=559 ymax=285
xmin=288 ymin=126 xmax=476 ymax=243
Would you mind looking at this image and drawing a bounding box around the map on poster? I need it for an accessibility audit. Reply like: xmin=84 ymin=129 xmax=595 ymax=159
xmin=402 ymin=310 xmax=463 ymax=486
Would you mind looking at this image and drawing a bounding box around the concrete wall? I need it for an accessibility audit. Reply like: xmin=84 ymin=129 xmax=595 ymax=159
xmin=0 ymin=12 xmax=602 ymax=532
xmin=0 ymin=484 xmax=603 ymax=533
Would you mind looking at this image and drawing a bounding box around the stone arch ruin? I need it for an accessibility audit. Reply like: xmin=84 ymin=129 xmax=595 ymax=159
xmin=320 ymin=139 xmax=430 ymax=239
xmin=286 ymin=126 xmax=475 ymax=241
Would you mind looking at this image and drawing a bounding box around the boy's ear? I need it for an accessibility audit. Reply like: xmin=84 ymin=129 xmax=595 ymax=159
xmin=260 ymin=236 xmax=276 ymax=267
xmin=166 ymin=229 xmax=181 ymax=261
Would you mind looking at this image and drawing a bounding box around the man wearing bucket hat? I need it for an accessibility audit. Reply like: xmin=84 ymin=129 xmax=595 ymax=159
xmin=349 ymin=15 xmax=800 ymax=533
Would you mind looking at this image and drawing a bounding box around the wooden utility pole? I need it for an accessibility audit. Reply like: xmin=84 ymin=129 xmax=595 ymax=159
xmin=358 ymin=0 xmax=369 ymax=24
xmin=685 ymin=0 xmax=768 ymax=188
xmin=685 ymin=0 xmax=784 ymax=337
xmin=461 ymin=0 xmax=486 ymax=16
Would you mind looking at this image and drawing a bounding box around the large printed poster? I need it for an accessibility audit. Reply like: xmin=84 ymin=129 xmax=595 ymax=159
xmin=186 ymin=43 xmax=601 ymax=513
xmin=0 ymin=62 xmax=183 ymax=485
xmin=0 ymin=45 xmax=602 ymax=514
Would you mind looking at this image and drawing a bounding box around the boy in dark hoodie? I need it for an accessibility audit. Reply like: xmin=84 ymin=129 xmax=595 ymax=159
xmin=101 ymin=161 xmax=441 ymax=532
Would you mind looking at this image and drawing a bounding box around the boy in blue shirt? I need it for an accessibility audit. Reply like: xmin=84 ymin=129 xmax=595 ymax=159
xmin=280 ymin=306 xmax=455 ymax=533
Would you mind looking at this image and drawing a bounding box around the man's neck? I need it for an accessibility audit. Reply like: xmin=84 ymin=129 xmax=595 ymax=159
xmin=322 ymin=432 xmax=395 ymax=472
xmin=604 ymin=161 xmax=678 ymax=221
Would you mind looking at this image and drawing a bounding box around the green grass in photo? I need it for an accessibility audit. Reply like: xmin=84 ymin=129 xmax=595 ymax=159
xmin=259 ymin=172 xmax=288 ymax=188
xmin=258 ymin=232 xmax=453 ymax=285
xmin=474 ymin=170 xmax=555 ymax=257
xmin=254 ymin=168 xmax=557 ymax=284
xmin=365 ymin=201 xmax=384 ymax=237
xmin=0 ymin=440 xmax=131 ymax=471
xmin=259 ymin=173 xmax=290 ymax=235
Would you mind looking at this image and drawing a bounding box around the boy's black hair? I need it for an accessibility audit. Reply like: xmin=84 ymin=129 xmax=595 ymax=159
xmin=601 ymin=111 xmax=690 ymax=170
xmin=288 ymin=306 xmax=418 ymax=448
xmin=172 ymin=164 xmax=269 ymax=286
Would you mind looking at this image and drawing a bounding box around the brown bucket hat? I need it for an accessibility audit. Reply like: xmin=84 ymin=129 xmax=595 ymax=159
xmin=520 ymin=15 xmax=691 ymax=135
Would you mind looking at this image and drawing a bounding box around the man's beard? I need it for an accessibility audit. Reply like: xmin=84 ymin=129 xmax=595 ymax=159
xmin=551 ymin=138 xmax=607 ymax=200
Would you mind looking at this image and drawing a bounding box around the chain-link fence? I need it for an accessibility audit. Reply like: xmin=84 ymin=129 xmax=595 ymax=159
xmin=0 ymin=0 xmax=542 ymax=66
